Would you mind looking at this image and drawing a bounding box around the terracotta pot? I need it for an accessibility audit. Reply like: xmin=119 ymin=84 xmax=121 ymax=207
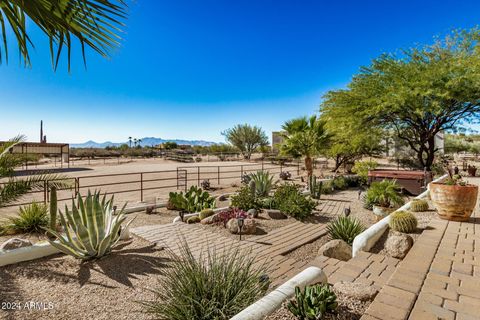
xmin=429 ymin=182 xmax=478 ymax=222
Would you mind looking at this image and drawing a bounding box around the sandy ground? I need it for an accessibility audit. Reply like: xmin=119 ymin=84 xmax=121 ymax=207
xmin=0 ymin=236 xmax=169 ymax=320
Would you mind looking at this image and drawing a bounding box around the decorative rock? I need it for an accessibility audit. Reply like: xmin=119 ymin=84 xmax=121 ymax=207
xmin=200 ymin=213 xmax=219 ymax=225
xmin=248 ymin=209 xmax=258 ymax=218
xmin=226 ymin=218 xmax=256 ymax=234
xmin=318 ymin=239 xmax=352 ymax=261
xmin=0 ymin=238 xmax=33 ymax=251
xmin=385 ymin=233 xmax=413 ymax=259
xmin=333 ymin=281 xmax=378 ymax=301
xmin=266 ymin=209 xmax=287 ymax=220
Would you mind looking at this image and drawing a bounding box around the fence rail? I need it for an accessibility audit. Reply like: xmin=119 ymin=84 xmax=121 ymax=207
xmin=1 ymin=161 xmax=300 ymax=209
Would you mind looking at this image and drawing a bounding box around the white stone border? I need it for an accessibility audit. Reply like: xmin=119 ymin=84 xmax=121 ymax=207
xmin=172 ymin=206 xmax=230 ymax=223
xmin=0 ymin=241 xmax=60 ymax=267
xmin=351 ymin=174 xmax=448 ymax=257
xmin=231 ymin=266 xmax=327 ymax=320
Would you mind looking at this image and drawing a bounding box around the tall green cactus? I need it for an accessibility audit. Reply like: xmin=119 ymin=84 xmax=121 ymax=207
xmin=49 ymin=186 xmax=58 ymax=235
xmin=308 ymin=175 xmax=322 ymax=199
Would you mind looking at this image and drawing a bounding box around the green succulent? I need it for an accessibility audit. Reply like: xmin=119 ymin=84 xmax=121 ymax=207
xmin=168 ymin=186 xmax=216 ymax=213
xmin=5 ymin=202 xmax=49 ymax=234
xmin=249 ymin=171 xmax=275 ymax=197
xmin=45 ymin=191 xmax=131 ymax=260
xmin=389 ymin=210 xmax=417 ymax=233
xmin=186 ymin=216 xmax=201 ymax=224
xmin=364 ymin=180 xmax=404 ymax=209
xmin=199 ymin=209 xmax=215 ymax=220
xmin=273 ymin=184 xmax=316 ymax=220
xmin=231 ymin=185 xmax=261 ymax=211
xmin=327 ymin=216 xmax=365 ymax=245
xmin=287 ymin=284 xmax=338 ymax=320
xmin=308 ymin=175 xmax=322 ymax=200
xmin=410 ymin=199 xmax=429 ymax=212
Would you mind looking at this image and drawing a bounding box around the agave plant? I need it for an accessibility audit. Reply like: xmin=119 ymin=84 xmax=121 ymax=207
xmin=327 ymin=216 xmax=365 ymax=245
xmin=287 ymin=284 xmax=337 ymax=319
xmin=249 ymin=170 xmax=275 ymax=197
xmin=45 ymin=191 xmax=131 ymax=260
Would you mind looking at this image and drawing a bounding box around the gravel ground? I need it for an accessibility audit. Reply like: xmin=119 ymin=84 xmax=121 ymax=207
xmin=0 ymin=236 xmax=169 ymax=320
xmin=266 ymin=291 xmax=370 ymax=320
xmin=284 ymin=235 xmax=330 ymax=263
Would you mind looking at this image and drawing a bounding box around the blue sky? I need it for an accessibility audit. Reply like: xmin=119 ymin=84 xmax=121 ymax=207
xmin=1 ymin=0 xmax=480 ymax=144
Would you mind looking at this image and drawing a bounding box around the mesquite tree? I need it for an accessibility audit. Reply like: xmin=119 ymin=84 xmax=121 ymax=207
xmin=223 ymin=124 xmax=269 ymax=159
xmin=321 ymin=29 xmax=480 ymax=170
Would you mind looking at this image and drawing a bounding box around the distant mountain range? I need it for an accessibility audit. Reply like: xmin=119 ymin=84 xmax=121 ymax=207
xmin=70 ymin=137 xmax=217 ymax=148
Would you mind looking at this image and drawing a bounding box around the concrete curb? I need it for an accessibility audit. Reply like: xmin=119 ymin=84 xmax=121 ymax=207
xmin=0 ymin=241 xmax=60 ymax=267
xmin=352 ymin=174 xmax=448 ymax=257
xmin=231 ymin=267 xmax=327 ymax=320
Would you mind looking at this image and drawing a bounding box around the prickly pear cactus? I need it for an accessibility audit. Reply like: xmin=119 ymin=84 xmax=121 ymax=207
xmin=389 ymin=210 xmax=418 ymax=233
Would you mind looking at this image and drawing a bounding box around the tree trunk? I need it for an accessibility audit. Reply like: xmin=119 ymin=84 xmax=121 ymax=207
xmin=305 ymin=156 xmax=313 ymax=177
xmin=425 ymin=136 xmax=436 ymax=171
xmin=332 ymin=155 xmax=344 ymax=172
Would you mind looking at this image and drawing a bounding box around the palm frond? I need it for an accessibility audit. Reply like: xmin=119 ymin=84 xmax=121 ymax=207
xmin=0 ymin=0 xmax=127 ymax=70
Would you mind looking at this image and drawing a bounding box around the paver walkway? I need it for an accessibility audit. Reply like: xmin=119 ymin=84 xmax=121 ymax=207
xmin=362 ymin=177 xmax=480 ymax=320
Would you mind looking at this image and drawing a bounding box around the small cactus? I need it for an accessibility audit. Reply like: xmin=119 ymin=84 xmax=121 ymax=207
xmin=410 ymin=199 xmax=429 ymax=212
xmin=199 ymin=209 xmax=215 ymax=220
xmin=389 ymin=210 xmax=417 ymax=233
xmin=249 ymin=179 xmax=256 ymax=196
xmin=186 ymin=216 xmax=201 ymax=224
xmin=308 ymin=175 xmax=322 ymax=199
xmin=49 ymin=186 xmax=58 ymax=236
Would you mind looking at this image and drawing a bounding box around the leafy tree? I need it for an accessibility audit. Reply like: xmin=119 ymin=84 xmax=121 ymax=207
xmin=222 ymin=124 xmax=268 ymax=159
xmin=280 ymin=115 xmax=330 ymax=176
xmin=0 ymin=136 xmax=71 ymax=207
xmin=0 ymin=0 xmax=126 ymax=71
xmin=162 ymin=142 xmax=178 ymax=150
xmin=321 ymin=29 xmax=480 ymax=170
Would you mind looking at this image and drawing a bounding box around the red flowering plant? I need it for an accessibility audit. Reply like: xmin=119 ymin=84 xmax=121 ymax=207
xmin=216 ymin=207 xmax=249 ymax=227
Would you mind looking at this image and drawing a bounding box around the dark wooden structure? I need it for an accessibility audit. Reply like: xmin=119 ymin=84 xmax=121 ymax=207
xmin=368 ymin=170 xmax=433 ymax=195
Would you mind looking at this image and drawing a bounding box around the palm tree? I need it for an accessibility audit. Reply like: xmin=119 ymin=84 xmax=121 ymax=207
xmin=281 ymin=115 xmax=330 ymax=177
xmin=137 ymin=138 xmax=142 ymax=148
xmin=133 ymin=138 xmax=137 ymax=147
xmin=128 ymin=137 xmax=132 ymax=148
xmin=0 ymin=0 xmax=127 ymax=71
xmin=0 ymin=136 xmax=71 ymax=207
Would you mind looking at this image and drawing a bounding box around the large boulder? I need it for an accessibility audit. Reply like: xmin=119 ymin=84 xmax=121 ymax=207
xmin=266 ymin=209 xmax=287 ymax=220
xmin=318 ymin=239 xmax=352 ymax=261
xmin=385 ymin=233 xmax=413 ymax=259
xmin=333 ymin=281 xmax=378 ymax=301
xmin=0 ymin=238 xmax=33 ymax=251
xmin=226 ymin=218 xmax=256 ymax=234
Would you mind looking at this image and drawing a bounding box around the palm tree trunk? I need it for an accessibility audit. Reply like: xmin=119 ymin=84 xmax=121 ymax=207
xmin=305 ymin=156 xmax=313 ymax=177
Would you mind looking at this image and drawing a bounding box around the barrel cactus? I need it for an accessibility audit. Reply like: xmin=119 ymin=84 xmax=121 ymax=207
xmin=410 ymin=199 xmax=429 ymax=212
xmin=199 ymin=209 xmax=215 ymax=220
xmin=389 ymin=210 xmax=417 ymax=233
xmin=186 ymin=216 xmax=201 ymax=224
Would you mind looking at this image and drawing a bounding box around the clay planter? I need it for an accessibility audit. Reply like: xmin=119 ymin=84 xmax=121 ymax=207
xmin=429 ymin=182 xmax=478 ymax=222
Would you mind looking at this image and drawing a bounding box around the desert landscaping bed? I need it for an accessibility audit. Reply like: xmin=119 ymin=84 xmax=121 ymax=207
xmin=0 ymin=236 xmax=168 ymax=320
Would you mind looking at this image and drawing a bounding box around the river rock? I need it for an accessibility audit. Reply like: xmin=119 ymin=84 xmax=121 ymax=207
xmin=200 ymin=213 xmax=219 ymax=225
xmin=333 ymin=281 xmax=378 ymax=301
xmin=266 ymin=209 xmax=287 ymax=220
xmin=318 ymin=239 xmax=352 ymax=261
xmin=385 ymin=233 xmax=413 ymax=259
xmin=226 ymin=218 xmax=256 ymax=234
xmin=0 ymin=238 xmax=33 ymax=251
xmin=247 ymin=209 xmax=258 ymax=218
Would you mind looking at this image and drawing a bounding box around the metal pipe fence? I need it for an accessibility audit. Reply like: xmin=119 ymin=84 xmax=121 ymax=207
xmin=1 ymin=161 xmax=301 ymax=208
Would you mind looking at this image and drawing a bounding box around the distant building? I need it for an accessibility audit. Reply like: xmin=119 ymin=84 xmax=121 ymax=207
xmin=272 ymin=131 xmax=285 ymax=151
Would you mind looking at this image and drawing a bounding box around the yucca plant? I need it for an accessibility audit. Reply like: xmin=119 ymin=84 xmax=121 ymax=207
xmin=287 ymin=284 xmax=338 ymax=320
xmin=327 ymin=216 xmax=365 ymax=245
xmin=142 ymin=241 xmax=269 ymax=319
xmin=5 ymin=202 xmax=49 ymax=234
xmin=249 ymin=170 xmax=275 ymax=197
xmin=45 ymin=191 xmax=131 ymax=260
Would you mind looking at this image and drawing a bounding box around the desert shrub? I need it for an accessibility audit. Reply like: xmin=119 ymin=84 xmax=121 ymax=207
xmin=352 ymin=160 xmax=378 ymax=185
xmin=200 ymin=179 xmax=211 ymax=190
xmin=259 ymin=197 xmax=276 ymax=209
xmin=287 ymin=284 xmax=338 ymax=320
xmin=199 ymin=208 xmax=215 ymax=220
xmin=143 ymin=241 xmax=269 ymax=320
xmin=279 ymin=171 xmax=292 ymax=180
xmin=273 ymin=184 xmax=316 ymax=220
xmin=249 ymin=171 xmax=275 ymax=197
xmin=6 ymin=202 xmax=49 ymax=234
xmin=327 ymin=216 xmax=365 ymax=245
xmin=231 ymin=185 xmax=261 ymax=211
xmin=363 ymin=180 xmax=404 ymax=209
xmin=320 ymin=180 xmax=334 ymax=194
xmin=168 ymin=186 xmax=216 ymax=213
xmin=331 ymin=176 xmax=348 ymax=191
xmin=389 ymin=210 xmax=418 ymax=233
xmin=343 ymin=175 xmax=361 ymax=188
xmin=186 ymin=216 xmax=201 ymax=224
xmin=410 ymin=199 xmax=429 ymax=212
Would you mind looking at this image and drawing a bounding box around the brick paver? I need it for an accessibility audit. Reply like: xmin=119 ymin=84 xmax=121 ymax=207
xmin=362 ymin=177 xmax=480 ymax=320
